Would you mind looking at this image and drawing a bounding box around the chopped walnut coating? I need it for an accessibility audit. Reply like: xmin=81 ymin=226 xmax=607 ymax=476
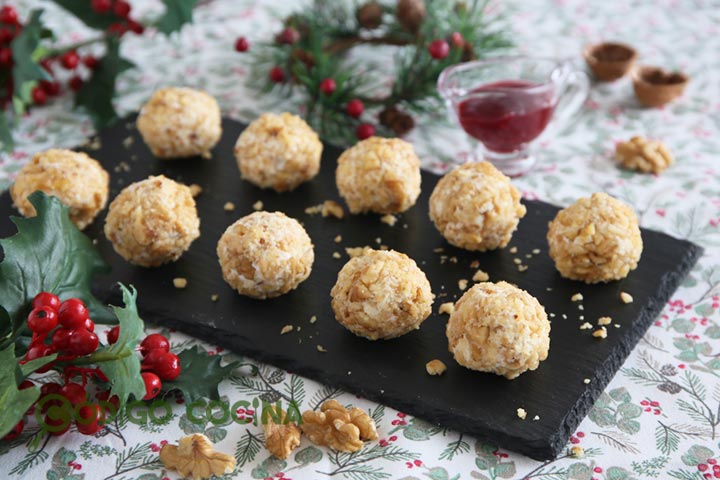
xmin=159 ymin=434 xmax=236 ymax=480
xmin=615 ymin=136 xmax=674 ymax=174
xmin=262 ymin=410 xmax=301 ymax=459
xmin=301 ymin=400 xmax=378 ymax=452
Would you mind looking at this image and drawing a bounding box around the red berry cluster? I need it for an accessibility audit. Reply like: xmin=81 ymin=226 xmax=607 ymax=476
xmin=698 ymin=457 xmax=720 ymax=479
xmin=134 ymin=333 xmax=181 ymax=401
xmin=0 ymin=6 xmax=21 ymax=108
xmin=90 ymin=0 xmax=144 ymax=37
xmin=427 ymin=32 xmax=464 ymax=60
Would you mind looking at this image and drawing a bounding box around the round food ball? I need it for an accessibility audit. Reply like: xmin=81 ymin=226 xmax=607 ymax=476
xmin=217 ymin=211 xmax=314 ymax=299
xmin=429 ymin=162 xmax=526 ymax=251
xmin=547 ymin=192 xmax=642 ymax=283
xmin=136 ymin=87 xmax=222 ymax=159
xmin=234 ymin=113 xmax=322 ymax=192
xmin=331 ymin=249 xmax=433 ymax=340
xmin=104 ymin=175 xmax=200 ymax=267
xmin=10 ymin=148 xmax=109 ymax=230
xmin=336 ymin=137 xmax=421 ymax=214
xmin=447 ymin=281 xmax=550 ymax=379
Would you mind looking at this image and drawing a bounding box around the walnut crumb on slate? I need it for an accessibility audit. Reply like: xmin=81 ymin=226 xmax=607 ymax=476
xmin=592 ymin=327 xmax=608 ymax=339
xmin=509 ymin=246 xmax=518 ymax=254
xmin=516 ymin=408 xmax=527 ymax=420
xmin=334 ymin=235 xmax=342 ymax=243
xmin=458 ymin=279 xmax=468 ymax=291
xmin=439 ymin=302 xmax=455 ymax=315
xmin=173 ymin=278 xmax=188 ymax=289
xmin=571 ymin=293 xmax=583 ymax=302
xmin=380 ymin=214 xmax=397 ymax=226
xmin=426 ymin=359 xmax=447 ymax=376
xmin=317 ymin=345 xmax=327 ymax=352
xmin=620 ymin=292 xmax=633 ymax=304
xmin=513 ymin=258 xmax=522 ymax=265
xmin=309 ymin=315 xmax=317 ymax=324
xmin=211 ymin=294 xmax=219 ymax=302
xmin=580 ymin=322 xmax=593 ymax=330
xmin=322 ymin=200 xmax=345 ymax=219
xmin=433 ymin=247 xmax=444 ymax=253
xmin=280 ymin=325 xmax=294 ymax=335
xmin=532 ymin=249 xmax=540 ymax=255
xmin=470 ymin=260 xmax=480 ymax=269
xmin=518 ymin=265 xmax=528 ymax=272
xmin=472 ymin=270 xmax=489 ymax=282
xmin=533 ymin=415 xmax=540 ymax=421
xmin=252 ymin=200 xmax=263 ymax=211
xmin=223 ymin=202 xmax=235 ymax=211
xmin=598 ymin=316 xmax=612 ymax=326
xmin=189 ymin=184 xmax=202 ymax=197
xmin=583 ymin=378 xmax=591 ymax=384
xmin=332 ymin=252 xmax=341 ymax=259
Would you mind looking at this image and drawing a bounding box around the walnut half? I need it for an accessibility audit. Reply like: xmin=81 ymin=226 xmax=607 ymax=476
xmin=615 ymin=136 xmax=673 ymax=174
xmin=263 ymin=409 xmax=302 ymax=459
xmin=301 ymin=400 xmax=378 ymax=452
xmin=159 ymin=434 xmax=236 ymax=480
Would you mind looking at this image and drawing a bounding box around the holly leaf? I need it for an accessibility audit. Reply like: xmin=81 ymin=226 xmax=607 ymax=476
xmin=75 ymin=37 xmax=134 ymax=129
xmin=0 ymin=111 xmax=13 ymax=152
xmin=163 ymin=345 xmax=240 ymax=402
xmin=0 ymin=343 xmax=40 ymax=438
xmin=155 ymin=0 xmax=199 ymax=35
xmin=0 ymin=191 xmax=112 ymax=343
xmin=95 ymin=284 xmax=145 ymax=405
xmin=10 ymin=9 xmax=52 ymax=108
xmin=50 ymin=1 xmax=116 ymax=30
xmin=20 ymin=353 xmax=58 ymax=376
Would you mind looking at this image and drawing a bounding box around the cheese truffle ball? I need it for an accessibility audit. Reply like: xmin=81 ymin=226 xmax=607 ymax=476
xmin=104 ymin=175 xmax=200 ymax=267
xmin=547 ymin=192 xmax=643 ymax=283
xmin=10 ymin=148 xmax=109 ymax=230
xmin=429 ymin=162 xmax=526 ymax=251
xmin=217 ymin=212 xmax=314 ymax=299
xmin=331 ymin=249 xmax=433 ymax=340
xmin=336 ymin=137 xmax=421 ymax=214
xmin=234 ymin=113 xmax=322 ymax=192
xmin=136 ymin=87 xmax=222 ymax=159
xmin=447 ymin=281 xmax=550 ymax=379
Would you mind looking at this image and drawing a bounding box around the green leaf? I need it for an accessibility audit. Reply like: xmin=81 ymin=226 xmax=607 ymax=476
xmin=251 ymin=456 xmax=286 ymax=479
xmin=694 ymin=342 xmax=712 ymax=356
xmin=424 ymin=467 xmax=450 ymax=480
xmin=50 ymin=1 xmax=116 ymax=30
xmin=294 ymin=446 xmax=322 ymax=465
xmin=0 ymin=111 xmax=13 ymax=152
xmin=705 ymin=326 xmax=720 ymax=339
xmin=673 ymin=337 xmax=695 ymax=351
xmin=179 ymin=413 xmax=205 ymax=434
xmin=0 ymin=344 xmax=40 ymax=438
xmin=681 ymin=444 xmax=714 ymax=466
xmin=606 ymin=467 xmax=633 ymax=480
xmin=695 ymin=303 xmax=715 ymax=316
xmin=95 ymin=284 xmax=145 ymax=405
xmin=155 ymin=0 xmax=198 ymax=35
xmin=588 ymin=407 xmax=616 ymax=427
xmin=617 ymin=402 xmax=643 ymax=419
xmin=163 ymin=345 xmax=240 ymax=402
xmin=0 ymin=305 xmax=10 ymax=340
xmin=10 ymin=10 xmax=51 ymax=106
xmin=0 ymin=192 xmax=112 ymax=342
xmin=609 ymin=387 xmax=631 ymax=403
xmin=567 ymin=462 xmax=592 ymax=480
xmin=204 ymin=426 xmax=226 ymax=443
xmin=494 ymin=463 xmax=516 ymax=479
xmin=20 ymin=353 xmax=58 ymax=376
xmin=677 ymin=350 xmax=698 ymax=362
xmin=617 ymin=418 xmax=641 ymax=435
xmin=75 ymin=37 xmax=134 ymax=129
xmin=671 ymin=318 xmax=695 ymax=333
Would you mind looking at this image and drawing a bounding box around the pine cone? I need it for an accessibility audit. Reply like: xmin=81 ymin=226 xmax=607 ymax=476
xmin=379 ymin=106 xmax=415 ymax=136
xmin=397 ymin=0 xmax=425 ymax=34
xmin=357 ymin=1 xmax=383 ymax=30
xmin=660 ymin=364 xmax=678 ymax=376
xmin=657 ymin=382 xmax=682 ymax=394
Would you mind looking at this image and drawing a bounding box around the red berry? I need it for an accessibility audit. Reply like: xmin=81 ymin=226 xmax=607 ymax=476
xmin=0 ymin=27 xmax=12 ymax=44
xmin=450 ymin=32 xmax=464 ymax=48
xmin=27 ymin=306 xmax=58 ymax=333
xmin=235 ymin=37 xmax=250 ymax=52
xmin=91 ymin=0 xmax=112 ymax=13
xmin=69 ymin=75 xmax=83 ymax=91
xmin=142 ymin=348 xmax=165 ymax=370
xmin=154 ymin=352 xmax=181 ymax=380
xmin=712 ymin=459 xmax=719 ymax=465
xmin=44 ymin=412 xmax=70 ymax=436
xmin=41 ymin=80 xmax=61 ymax=96
xmin=82 ymin=55 xmax=99 ymax=69
xmin=356 ymin=123 xmax=375 ymax=140
xmin=19 ymin=379 xmax=34 ymax=390
xmin=428 ymin=39 xmax=450 ymax=60
xmin=269 ymin=67 xmax=285 ymax=83
xmin=142 ymin=372 xmax=162 ymax=400
xmin=51 ymin=328 xmax=73 ymax=351
xmin=59 ymin=383 xmax=86 ymax=405
xmin=140 ymin=334 xmax=170 ymax=356
xmin=107 ymin=22 xmax=127 ymax=37
xmin=84 ymin=318 xmax=95 ymax=332
xmin=127 ymin=20 xmax=144 ymax=34
xmin=3 ymin=419 xmax=24 ymax=441
xmin=319 ymin=78 xmax=336 ymax=95
xmin=106 ymin=326 xmax=120 ymax=344
xmin=26 ymin=343 xmax=55 ymax=361
xmin=0 ymin=6 xmax=18 ymax=25
xmin=277 ymin=27 xmax=300 ymax=45
xmin=76 ymin=404 xmax=104 ymax=435
xmin=650 ymin=401 xmax=660 ymax=407
xmin=40 ymin=382 xmax=62 ymax=398
xmin=113 ymin=1 xmax=132 ymax=19
xmin=68 ymin=329 xmax=99 ymax=356
xmin=60 ymin=51 xmax=80 ymax=70
xmin=0 ymin=47 xmax=11 ymax=66
xmin=31 ymin=86 xmax=47 ymax=105
xmin=58 ymin=299 xmax=88 ymax=329
xmin=346 ymin=99 xmax=364 ymax=118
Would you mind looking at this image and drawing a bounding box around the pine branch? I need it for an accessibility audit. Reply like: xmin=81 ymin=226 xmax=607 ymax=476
xmin=235 ymin=429 xmax=264 ymax=468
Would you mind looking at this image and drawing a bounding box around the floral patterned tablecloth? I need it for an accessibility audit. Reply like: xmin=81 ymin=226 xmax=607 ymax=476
xmin=2 ymin=0 xmax=720 ymax=479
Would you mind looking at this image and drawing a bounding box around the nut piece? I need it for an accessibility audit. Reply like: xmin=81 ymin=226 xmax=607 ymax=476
xmin=615 ymin=136 xmax=674 ymax=174
xmin=597 ymin=316 xmax=612 ymax=326
xmin=301 ymin=400 xmax=378 ymax=452
xmin=159 ymin=433 xmax=236 ymax=480
xmin=336 ymin=137 xmax=421 ymax=214
xmin=439 ymin=302 xmax=455 ymax=315
xmin=429 ymin=162 xmax=526 ymax=251
xmin=426 ymin=359 xmax=447 ymax=376
xmin=472 ymin=270 xmax=489 ymax=282
xmin=262 ymin=410 xmax=301 ymax=459
xmin=234 ymin=112 xmax=322 ymax=192
xmin=322 ymin=200 xmax=345 ymax=219
xmin=547 ymin=192 xmax=642 ymax=283
xmin=173 ymin=277 xmax=188 ymax=289
xmin=571 ymin=293 xmax=583 ymax=302
xmin=592 ymin=327 xmax=608 ymax=339
xmin=516 ymin=408 xmax=527 ymax=420
xmin=620 ymin=292 xmax=634 ymax=304
xmin=10 ymin=148 xmax=110 ymax=230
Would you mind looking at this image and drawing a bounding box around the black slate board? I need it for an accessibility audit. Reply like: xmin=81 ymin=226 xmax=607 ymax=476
xmin=0 ymin=116 xmax=702 ymax=460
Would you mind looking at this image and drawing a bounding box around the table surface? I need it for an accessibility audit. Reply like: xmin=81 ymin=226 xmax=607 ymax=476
xmin=1 ymin=0 xmax=719 ymax=479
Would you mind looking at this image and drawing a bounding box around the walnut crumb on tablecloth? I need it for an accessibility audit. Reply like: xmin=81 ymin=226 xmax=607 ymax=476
xmin=426 ymin=359 xmax=447 ymax=376
xmin=620 ymin=292 xmax=634 ymax=304
xmin=516 ymin=408 xmax=527 ymax=420
xmin=173 ymin=278 xmax=188 ymax=289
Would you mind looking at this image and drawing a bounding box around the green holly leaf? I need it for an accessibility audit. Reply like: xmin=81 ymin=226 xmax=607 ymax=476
xmin=50 ymin=1 xmax=116 ymax=30
xmin=75 ymin=37 xmax=134 ymax=129
xmin=294 ymin=446 xmax=322 ymax=465
xmin=609 ymin=387 xmax=631 ymax=403
xmin=10 ymin=10 xmax=52 ymax=109
xmin=0 ymin=111 xmax=13 ymax=152
xmin=162 ymin=345 xmax=240 ymax=402
xmin=617 ymin=402 xmax=643 ymax=419
xmin=94 ymin=284 xmax=145 ymax=405
xmin=20 ymin=353 xmax=58 ymax=376
xmin=567 ymin=463 xmax=592 ymax=480
xmin=493 ymin=463 xmax=516 ymax=479
xmin=681 ymin=444 xmax=714 ymax=466
xmin=0 ymin=191 xmax=112 ymax=343
xmin=155 ymin=0 xmax=199 ymax=35
xmin=0 ymin=343 xmax=40 ymax=438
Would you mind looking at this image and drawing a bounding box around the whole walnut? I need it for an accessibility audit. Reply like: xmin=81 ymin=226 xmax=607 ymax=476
xmin=397 ymin=0 xmax=426 ymax=34
xmin=357 ymin=1 xmax=383 ymax=29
